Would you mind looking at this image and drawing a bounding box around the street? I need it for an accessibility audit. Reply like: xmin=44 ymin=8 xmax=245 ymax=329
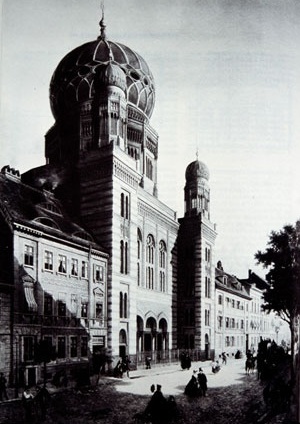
xmin=0 ymin=358 xmax=289 ymax=423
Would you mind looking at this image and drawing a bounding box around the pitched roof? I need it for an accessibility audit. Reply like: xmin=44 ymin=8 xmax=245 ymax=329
xmin=0 ymin=167 xmax=107 ymax=254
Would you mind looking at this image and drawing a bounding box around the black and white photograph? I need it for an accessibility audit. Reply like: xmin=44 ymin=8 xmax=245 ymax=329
xmin=0 ymin=0 xmax=299 ymax=422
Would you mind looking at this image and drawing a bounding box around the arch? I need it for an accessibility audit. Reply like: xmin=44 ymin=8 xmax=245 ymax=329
xmin=119 ymin=329 xmax=127 ymax=344
xmin=137 ymin=315 xmax=144 ymax=332
xmin=145 ymin=317 xmax=157 ymax=332
xmin=158 ymin=318 xmax=167 ymax=333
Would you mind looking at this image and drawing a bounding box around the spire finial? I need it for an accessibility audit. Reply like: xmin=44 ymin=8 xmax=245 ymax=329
xmin=99 ymin=1 xmax=107 ymax=40
xmin=196 ymin=148 xmax=199 ymax=161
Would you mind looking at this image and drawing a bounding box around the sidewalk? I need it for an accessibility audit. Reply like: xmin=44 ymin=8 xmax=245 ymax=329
xmin=113 ymin=358 xmax=246 ymax=395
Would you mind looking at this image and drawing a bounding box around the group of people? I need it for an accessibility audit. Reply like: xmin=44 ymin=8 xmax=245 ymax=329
xmin=179 ymin=351 xmax=192 ymax=370
xmin=114 ymin=355 xmax=131 ymax=378
xmin=135 ymin=384 xmax=179 ymax=424
xmin=211 ymin=359 xmax=221 ymax=374
xmin=184 ymin=368 xmax=208 ymax=398
xmin=22 ymin=385 xmax=51 ymax=422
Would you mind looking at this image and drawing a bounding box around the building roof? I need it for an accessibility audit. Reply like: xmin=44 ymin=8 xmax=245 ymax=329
xmin=215 ymin=265 xmax=252 ymax=300
xmin=0 ymin=166 xmax=107 ymax=254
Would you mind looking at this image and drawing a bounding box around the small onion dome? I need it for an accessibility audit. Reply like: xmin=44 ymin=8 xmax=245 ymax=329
xmin=185 ymin=160 xmax=210 ymax=182
xmin=98 ymin=62 xmax=126 ymax=92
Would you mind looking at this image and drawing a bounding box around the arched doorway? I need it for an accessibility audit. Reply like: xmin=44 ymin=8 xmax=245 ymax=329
xmin=119 ymin=329 xmax=127 ymax=358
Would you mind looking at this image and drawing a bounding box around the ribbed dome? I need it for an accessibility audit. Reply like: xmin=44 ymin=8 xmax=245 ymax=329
xmin=185 ymin=160 xmax=210 ymax=182
xmin=50 ymin=38 xmax=155 ymax=119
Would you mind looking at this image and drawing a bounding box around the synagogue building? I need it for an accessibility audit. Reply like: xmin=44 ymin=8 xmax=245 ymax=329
xmin=0 ymin=13 xmax=276 ymax=387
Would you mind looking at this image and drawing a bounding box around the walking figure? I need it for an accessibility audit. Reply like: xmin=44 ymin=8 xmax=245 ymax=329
xmin=0 ymin=372 xmax=8 ymax=401
xmin=222 ymin=352 xmax=227 ymax=365
xmin=122 ymin=355 xmax=131 ymax=378
xmin=145 ymin=356 xmax=152 ymax=369
xmin=197 ymin=368 xmax=208 ymax=396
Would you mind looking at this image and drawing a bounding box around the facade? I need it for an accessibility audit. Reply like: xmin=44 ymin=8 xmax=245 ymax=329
xmin=0 ymin=12 xmax=279 ymax=388
xmin=0 ymin=166 xmax=108 ymax=386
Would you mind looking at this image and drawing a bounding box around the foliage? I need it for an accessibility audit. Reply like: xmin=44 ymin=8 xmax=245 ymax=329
xmin=254 ymin=220 xmax=300 ymax=324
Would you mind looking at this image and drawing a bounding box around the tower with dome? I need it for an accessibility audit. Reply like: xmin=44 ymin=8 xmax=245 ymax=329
xmin=177 ymin=157 xmax=217 ymax=356
xmin=22 ymin=12 xmax=179 ymax=362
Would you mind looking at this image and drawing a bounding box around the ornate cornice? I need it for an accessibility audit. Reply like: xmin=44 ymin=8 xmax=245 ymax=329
xmin=138 ymin=200 xmax=178 ymax=231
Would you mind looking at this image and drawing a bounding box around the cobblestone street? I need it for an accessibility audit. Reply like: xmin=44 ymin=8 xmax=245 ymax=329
xmin=0 ymin=358 xmax=291 ymax=423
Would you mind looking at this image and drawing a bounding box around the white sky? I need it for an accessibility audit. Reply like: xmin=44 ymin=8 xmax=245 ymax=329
xmin=1 ymin=0 xmax=300 ymax=278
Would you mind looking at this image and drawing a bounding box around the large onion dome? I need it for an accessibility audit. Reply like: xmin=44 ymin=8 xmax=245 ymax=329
xmin=49 ymin=18 xmax=155 ymax=120
xmin=185 ymin=159 xmax=210 ymax=182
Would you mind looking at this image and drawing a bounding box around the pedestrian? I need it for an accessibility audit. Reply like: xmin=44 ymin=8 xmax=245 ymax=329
xmin=184 ymin=370 xmax=200 ymax=397
xmin=122 ymin=355 xmax=131 ymax=378
xmin=145 ymin=355 xmax=152 ymax=369
xmin=222 ymin=352 xmax=227 ymax=365
xmin=22 ymin=386 xmax=34 ymax=423
xmin=36 ymin=386 xmax=51 ymax=420
xmin=197 ymin=368 xmax=208 ymax=396
xmin=144 ymin=384 xmax=168 ymax=424
xmin=0 ymin=372 xmax=8 ymax=401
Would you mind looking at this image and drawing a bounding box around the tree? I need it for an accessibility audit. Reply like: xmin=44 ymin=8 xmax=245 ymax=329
xmin=255 ymin=219 xmax=300 ymax=381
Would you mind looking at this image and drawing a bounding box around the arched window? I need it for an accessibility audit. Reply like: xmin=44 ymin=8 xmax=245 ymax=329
xmin=120 ymin=193 xmax=124 ymax=217
xmin=119 ymin=292 xmax=123 ymax=318
xmin=120 ymin=241 xmax=124 ymax=273
xmin=120 ymin=240 xmax=129 ymax=275
xmin=159 ymin=241 xmax=166 ymax=292
xmin=205 ymin=276 xmax=211 ymax=298
xmin=124 ymin=293 xmax=127 ymax=318
xmin=137 ymin=229 xmax=142 ymax=286
xmin=146 ymin=235 xmax=155 ymax=289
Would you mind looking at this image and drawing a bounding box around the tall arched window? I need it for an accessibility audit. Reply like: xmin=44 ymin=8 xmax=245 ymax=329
xmin=125 ymin=242 xmax=128 ymax=274
xmin=159 ymin=240 xmax=166 ymax=292
xmin=124 ymin=293 xmax=127 ymax=318
xmin=146 ymin=234 xmax=155 ymax=289
xmin=120 ymin=193 xmax=124 ymax=217
xmin=120 ymin=240 xmax=129 ymax=274
xmin=120 ymin=241 xmax=124 ymax=273
xmin=137 ymin=229 xmax=142 ymax=286
xmin=119 ymin=292 xmax=123 ymax=318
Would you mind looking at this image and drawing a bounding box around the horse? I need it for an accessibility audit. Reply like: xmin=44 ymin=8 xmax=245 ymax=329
xmin=245 ymin=357 xmax=256 ymax=374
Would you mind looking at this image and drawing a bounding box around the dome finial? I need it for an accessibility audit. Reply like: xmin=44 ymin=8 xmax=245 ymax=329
xmin=196 ymin=148 xmax=199 ymax=161
xmin=99 ymin=1 xmax=107 ymax=40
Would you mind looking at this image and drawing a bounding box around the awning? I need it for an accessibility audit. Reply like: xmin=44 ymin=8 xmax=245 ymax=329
xmin=23 ymin=281 xmax=38 ymax=311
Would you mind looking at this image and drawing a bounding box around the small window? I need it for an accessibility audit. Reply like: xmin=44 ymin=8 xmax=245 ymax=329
xmin=81 ymin=261 xmax=88 ymax=278
xmin=71 ymin=259 xmax=78 ymax=276
xmin=23 ymin=336 xmax=35 ymax=361
xmin=94 ymin=265 xmax=104 ymax=282
xmin=81 ymin=303 xmax=88 ymax=318
xmin=24 ymin=245 xmax=34 ymax=266
xmin=57 ymin=336 xmax=66 ymax=358
xmin=81 ymin=337 xmax=88 ymax=357
xmin=58 ymin=255 xmax=67 ymax=274
xmin=96 ymin=303 xmax=103 ymax=319
xmin=70 ymin=337 xmax=78 ymax=358
xmin=44 ymin=251 xmax=53 ymax=271
xmin=58 ymin=301 xmax=66 ymax=317
xmin=44 ymin=294 xmax=53 ymax=316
